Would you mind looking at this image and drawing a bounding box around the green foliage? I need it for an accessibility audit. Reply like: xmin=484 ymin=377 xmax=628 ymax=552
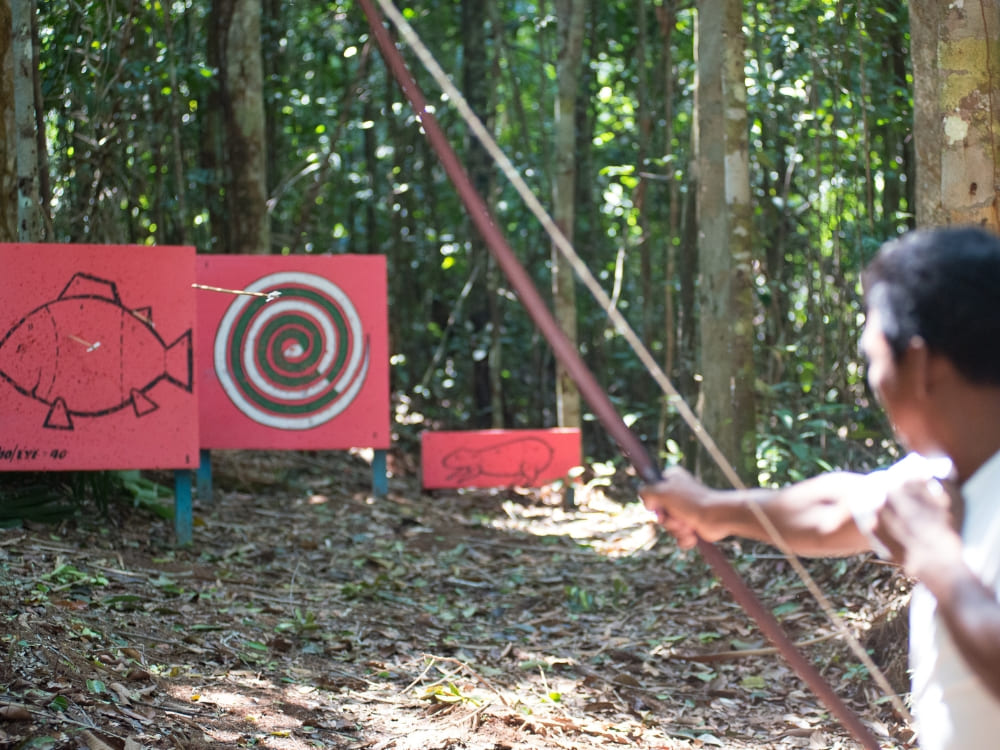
xmin=0 ymin=479 xmax=77 ymax=528
xmin=419 ymin=681 xmax=483 ymax=707
xmin=0 ymin=471 xmax=172 ymax=527
xmin=42 ymin=562 xmax=108 ymax=588
xmin=29 ymin=0 xmax=911 ymax=481
xmin=276 ymin=608 xmax=322 ymax=637
xmin=0 ymin=473 xmax=121 ymax=527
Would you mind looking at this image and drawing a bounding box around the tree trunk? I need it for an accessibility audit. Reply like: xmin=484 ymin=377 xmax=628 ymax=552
xmin=11 ymin=0 xmax=40 ymax=240
xmin=879 ymin=3 xmax=914 ymax=232
xmin=486 ymin=1 xmax=506 ymax=428
xmin=212 ymin=0 xmax=270 ymax=254
xmin=462 ymin=0 xmax=499 ymax=429
xmin=655 ymin=0 xmax=678 ymax=372
xmin=552 ymin=0 xmax=587 ymax=431
xmin=695 ymin=0 xmax=756 ymax=484
xmin=163 ymin=7 xmax=190 ymax=246
xmin=635 ymin=0 xmax=653 ymax=348
xmin=910 ymin=0 xmax=1000 ymax=230
xmin=0 ymin=0 xmax=15 ymax=242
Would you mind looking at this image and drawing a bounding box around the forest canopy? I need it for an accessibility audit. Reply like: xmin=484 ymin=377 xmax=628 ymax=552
xmin=8 ymin=0 xmax=915 ymax=484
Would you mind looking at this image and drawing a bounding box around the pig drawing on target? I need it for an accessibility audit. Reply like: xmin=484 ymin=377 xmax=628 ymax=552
xmin=0 ymin=272 xmax=193 ymax=430
xmin=442 ymin=436 xmax=555 ymax=486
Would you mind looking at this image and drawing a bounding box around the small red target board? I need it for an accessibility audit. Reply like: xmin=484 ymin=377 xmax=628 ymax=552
xmin=421 ymin=428 xmax=581 ymax=489
xmin=0 ymin=243 xmax=198 ymax=470
xmin=196 ymin=255 xmax=390 ymax=450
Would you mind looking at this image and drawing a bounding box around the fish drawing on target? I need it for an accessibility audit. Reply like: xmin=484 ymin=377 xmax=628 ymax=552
xmin=213 ymin=271 xmax=371 ymax=430
xmin=0 ymin=272 xmax=193 ymax=430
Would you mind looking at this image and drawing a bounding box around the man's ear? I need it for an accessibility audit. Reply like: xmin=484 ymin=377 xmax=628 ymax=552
xmin=904 ymin=335 xmax=932 ymax=397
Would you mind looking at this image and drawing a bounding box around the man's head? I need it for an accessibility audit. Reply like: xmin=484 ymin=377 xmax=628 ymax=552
xmin=862 ymin=226 xmax=1000 ymax=386
xmin=861 ymin=226 xmax=1000 ymax=458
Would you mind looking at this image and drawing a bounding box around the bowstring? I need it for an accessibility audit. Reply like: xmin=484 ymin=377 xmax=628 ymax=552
xmin=373 ymin=0 xmax=912 ymax=725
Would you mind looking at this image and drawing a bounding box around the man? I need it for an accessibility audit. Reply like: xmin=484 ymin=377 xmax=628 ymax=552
xmin=640 ymin=226 xmax=1000 ymax=750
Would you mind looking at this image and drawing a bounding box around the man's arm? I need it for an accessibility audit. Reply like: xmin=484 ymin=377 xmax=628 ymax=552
xmin=875 ymin=480 xmax=1000 ymax=703
xmin=927 ymin=566 xmax=1000 ymax=703
xmin=639 ymin=467 xmax=876 ymax=557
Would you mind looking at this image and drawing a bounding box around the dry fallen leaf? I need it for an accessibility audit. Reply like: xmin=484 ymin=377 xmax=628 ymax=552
xmin=81 ymin=730 xmax=115 ymax=750
xmin=0 ymin=452 xmax=915 ymax=750
xmin=0 ymin=704 xmax=32 ymax=721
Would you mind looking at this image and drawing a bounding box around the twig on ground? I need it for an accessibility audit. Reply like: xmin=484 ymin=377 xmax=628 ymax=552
xmin=420 ymin=653 xmax=511 ymax=708
xmin=668 ymin=631 xmax=843 ymax=662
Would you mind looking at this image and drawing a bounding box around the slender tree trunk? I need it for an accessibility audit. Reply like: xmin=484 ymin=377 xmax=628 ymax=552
xmin=878 ymin=2 xmax=913 ymax=231
xmin=635 ymin=0 xmax=653 ymax=348
xmin=552 ymin=0 xmax=587 ymax=431
xmin=28 ymin=0 xmax=45 ymax=228
xmin=655 ymin=0 xmax=700 ymax=461
xmin=486 ymin=0 xmax=506 ymax=427
xmin=203 ymin=4 xmax=225 ymax=253
xmin=677 ymin=173 xmax=699 ymax=463
xmin=212 ymin=0 xmax=270 ymax=254
xmin=0 ymin=0 xmax=15 ymax=241
xmin=163 ymin=7 xmax=190 ymax=245
xmin=695 ymin=0 xmax=756 ymax=484
xmin=910 ymin=0 xmax=1000 ymax=230
xmin=462 ymin=0 xmax=499 ymax=429
xmin=11 ymin=0 xmax=40 ymax=240
xmin=363 ymin=94 xmax=378 ymax=256
xmin=655 ymin=0 xmax=678 ymax=376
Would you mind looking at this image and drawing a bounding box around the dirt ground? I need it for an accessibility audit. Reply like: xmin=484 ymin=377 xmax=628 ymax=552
xmin=0 ymin=450 xmax=914 ymax=749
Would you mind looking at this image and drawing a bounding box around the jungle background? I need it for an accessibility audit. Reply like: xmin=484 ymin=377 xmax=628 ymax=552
xmin=3 ymin=0 xmax=927 ymax=475
xmin=1 ymin=0 xmax=999 ymax=748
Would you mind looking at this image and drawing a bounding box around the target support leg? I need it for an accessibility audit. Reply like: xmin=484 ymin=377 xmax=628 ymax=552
xmin=174 ymin=469 xmax=193 ymax=546
xmin=372 ymin=449 xmax=388 ymax=497
xmin=197 ymin=449 xmax=214 ymax=503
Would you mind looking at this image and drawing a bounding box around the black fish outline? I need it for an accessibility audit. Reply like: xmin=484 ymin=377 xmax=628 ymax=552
xmin=0 ymin=272 xmax=193 ymax=430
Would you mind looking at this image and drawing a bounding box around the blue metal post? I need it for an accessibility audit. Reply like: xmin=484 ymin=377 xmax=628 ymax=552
xmin=372 ymin=449 xmax=388 ymax=497
xmin=196 ymin=449 xmax=213 ymax=503
xmin=174 ymin=470 xmax=193 ymax=545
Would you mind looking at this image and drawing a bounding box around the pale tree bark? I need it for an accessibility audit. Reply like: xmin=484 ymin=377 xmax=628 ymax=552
xmin=656 ymin=0 xmax=700 ymax=463
xmin=462 ymin=0 xmax=502 ymax=429
xmin=10 ymin=0 xmax=40 ymax=241
xmin=635 ymin=0 xmax=653 ymax=348
xmin=910 ymin=0 xmax=1000 ymax=230
xmin=212 ymin=0 xmax=270 ymax=254
xmin=694 ymin=0 xmax=756 ymax=484
xmin=552 ymin=0 xmax=587 ymax=430
xmin=0 ymin=0 xmax=15 ymax=241
xmin=485 ymin=1 xmax=506 ymax=428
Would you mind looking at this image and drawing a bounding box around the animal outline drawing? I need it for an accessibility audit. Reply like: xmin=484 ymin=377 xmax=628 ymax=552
xmin=0 ymin=272 xmax=193 ymax=430
xmin=441 ymin=436 xmax=555 ymax=486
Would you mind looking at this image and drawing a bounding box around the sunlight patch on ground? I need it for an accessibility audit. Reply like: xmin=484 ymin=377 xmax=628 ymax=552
xmin=166 ymin=672 xmax=320 ymax=749
xmin=489 ymin=484 xmax=661 ymax=557
xmin=0 ymin=450 xmax=912 ymax=750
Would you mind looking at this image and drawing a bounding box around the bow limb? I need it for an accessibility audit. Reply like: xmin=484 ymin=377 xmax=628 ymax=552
xmin=358 ymin=2 xmax=882 ymax=747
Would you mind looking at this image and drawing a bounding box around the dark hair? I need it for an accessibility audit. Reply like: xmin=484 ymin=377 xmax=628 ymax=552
xmin=862 ymin=226 xmax=1000 ymax=385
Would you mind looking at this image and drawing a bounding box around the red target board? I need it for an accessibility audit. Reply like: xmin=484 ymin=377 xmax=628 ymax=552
xmin=0 ymin=243 xmax=198 ymax=470
xmin=421 ymin=429 xmax=581 ymax=489
xmin=196 ymin=255 xmax=389 ymax=450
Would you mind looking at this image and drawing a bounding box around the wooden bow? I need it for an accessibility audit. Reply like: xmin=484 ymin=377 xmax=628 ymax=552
xmin=358 ymin=2 xmax=884 ymax=747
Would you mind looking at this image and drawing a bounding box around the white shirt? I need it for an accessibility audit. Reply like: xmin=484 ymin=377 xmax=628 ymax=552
xmin=853 ymin=451 xmax=1000 ymax=750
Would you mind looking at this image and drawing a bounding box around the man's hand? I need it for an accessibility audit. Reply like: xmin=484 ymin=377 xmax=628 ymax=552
xmin=639 ymin=466 xmax=726 ymax=549
xmin=874 ymin=477 xmax=964 ymax=579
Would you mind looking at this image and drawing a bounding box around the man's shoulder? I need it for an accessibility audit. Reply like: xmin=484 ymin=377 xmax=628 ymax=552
xmin=882 ymin=452 xmax=953 ymax=480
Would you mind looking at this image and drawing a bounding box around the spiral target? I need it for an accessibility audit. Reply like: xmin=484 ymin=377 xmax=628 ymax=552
xmin=214 ymin=271 xmax=370 ymax=429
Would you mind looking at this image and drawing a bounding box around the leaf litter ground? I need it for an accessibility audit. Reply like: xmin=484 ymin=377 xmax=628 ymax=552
xmin=1 ymin=450 xmax=914 ymax=749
